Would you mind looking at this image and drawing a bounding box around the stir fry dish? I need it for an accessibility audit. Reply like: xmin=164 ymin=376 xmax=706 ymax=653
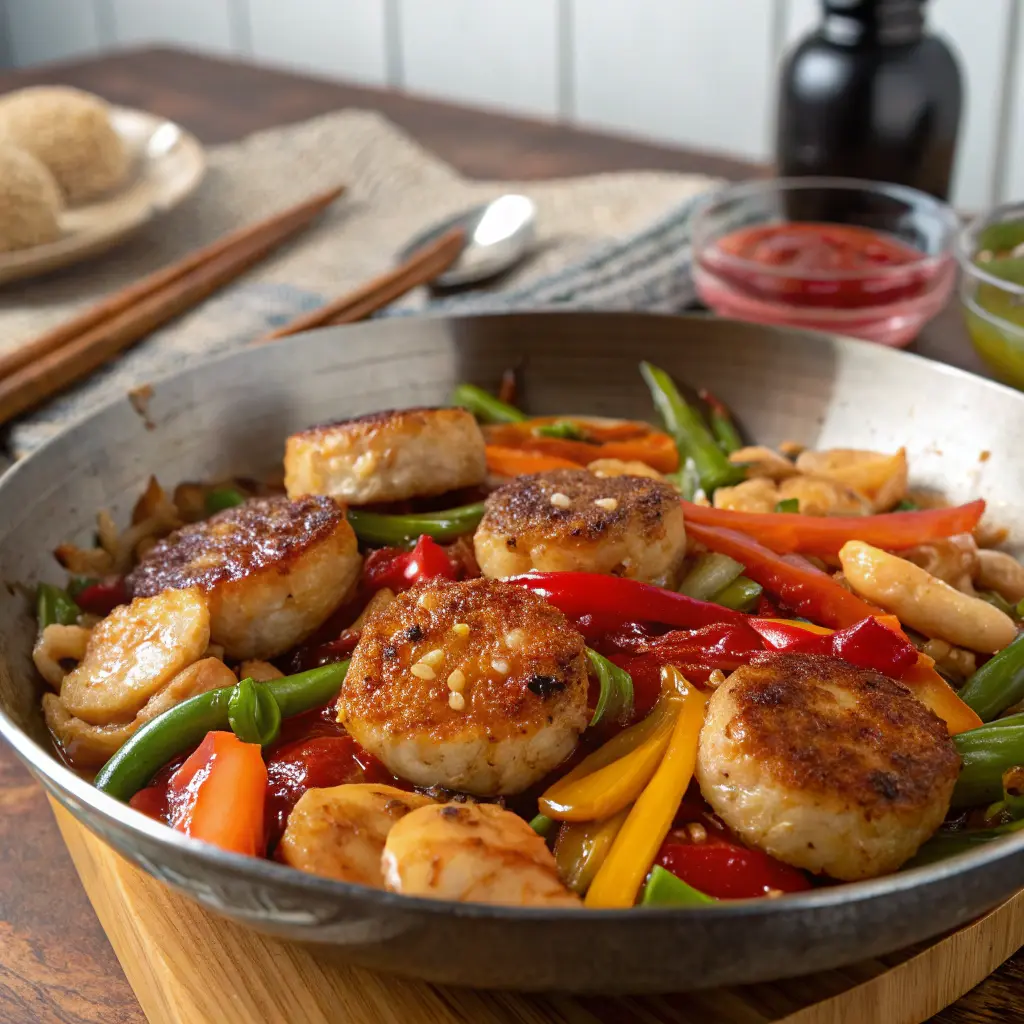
xmin=31 ymin=363 xmax=1024 ymax=910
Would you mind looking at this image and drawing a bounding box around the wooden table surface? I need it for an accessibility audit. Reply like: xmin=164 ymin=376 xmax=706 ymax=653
xmin=0 ymin=46 xmax=1007 ymax=1024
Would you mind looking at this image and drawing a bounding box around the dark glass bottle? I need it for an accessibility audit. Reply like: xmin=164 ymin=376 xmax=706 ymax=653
xmin=776 ymin=0 xmax=963 ymax=200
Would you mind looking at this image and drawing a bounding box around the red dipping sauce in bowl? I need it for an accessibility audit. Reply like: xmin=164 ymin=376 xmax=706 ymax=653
xmin=692 ymin=179 xmax=958 ymax=347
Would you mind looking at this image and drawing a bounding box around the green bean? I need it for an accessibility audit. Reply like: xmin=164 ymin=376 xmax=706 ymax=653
xmin=952 ymin=720 xmax=1024 ymax=807
xmin=774 ymin=498 xmax=800 ymax=513
xmin=640 ymin=362 xmax=744 ymax=494
xmin=586 ymin=648 xmax=634 ymax=727
xmin=530 ymin=814 xmax=556 ymax=838
xmin=347 ymin=502 xmax=485 ymax=547
xmin=679 ymin=553 xmax=744 ymax=601
xmin=906 ymin=816 xmax=1024 ymax=868
xmin=205 ymin=487 xmax=246 ymax=514
xmin=957 ymin=632 xmax=1024 ymax=722
xmin=699 ymin=389 xmax=743 ymax=455
xmin=227 ymin=677 xmax=282 ymax=746
xmin=712 ymin=576 xmax=763 ymax=612
xmin=641 ymin=865 xmax=716 ymax=907
xmin=669 ymin=457 xmax=701 ymax=501
xmin=95 ymin=661 xmax=350 ymax=801
xmin=36 ymin=583 xmax=81 ymax=629
xmin=451 ymin=383 xmax=527 ymax=424
xmin=894 ymin=499 xmax=919 ymax=512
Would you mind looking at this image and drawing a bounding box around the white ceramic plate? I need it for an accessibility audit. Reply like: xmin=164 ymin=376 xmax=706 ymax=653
xmin=0 ymin=106 xmax=206 ymax=285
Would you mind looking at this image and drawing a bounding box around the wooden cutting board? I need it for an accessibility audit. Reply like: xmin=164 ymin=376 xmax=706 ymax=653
xmin=50 ymin=799 xmax=1024 ymax=1024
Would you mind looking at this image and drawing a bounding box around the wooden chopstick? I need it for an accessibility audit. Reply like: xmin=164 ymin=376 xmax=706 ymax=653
xmin=255 ymin=227 xmax=465 ymax=343
xmin=0 ymin=185 xmax=345 ymax=385
xmin=0 ymin=187 xmax=346 ymax=427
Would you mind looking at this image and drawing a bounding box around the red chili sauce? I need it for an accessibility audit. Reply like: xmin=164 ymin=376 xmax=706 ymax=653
xmin=704 ymin=222 xmax=931 ymax=309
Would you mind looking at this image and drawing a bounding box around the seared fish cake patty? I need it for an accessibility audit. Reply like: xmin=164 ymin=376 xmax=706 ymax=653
xmin=696 ymin=654 xmax=960 ymax=881
xmin=285 ymin=406 xmax=486 ymax=504
xmin=339 ymin=577 xmax=588 ymax=796
xmin=127 ymin=495 xmax=360 ymax=661
xmin=474 ymin=469 xmax=686 ymax=584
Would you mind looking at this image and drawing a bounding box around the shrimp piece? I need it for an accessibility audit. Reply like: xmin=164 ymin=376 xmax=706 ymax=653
xmin=280 ymin=784 xmax=433 ymax=885
xmin=900 ymin=534 xmax=978 ymax=594
xmin=32 ymin=624 xmax=91 ymax=690
xmin=712 ymin=477 xmax=778 ymax=513
xmin=58 ymin=587 xmax=210 ymax=726
xmin=795 ymin=449 xmax=908 ymax=511
xmin=727 ymin=446 xmax=799 ymax=481
xmin=976 ymin=550 xmax=1024 ymax=604
xmin=776 ymin=476 xmax=871 ymax=516
xmin=382 ymin=802 xmax=580 ymax=907
xmin=44 ymin=656 xmax=236 ymax=768
xmin=237 ymin=659 xmax=284 ymax=683
xmin=839 ymin=541 xmax=1016 ymax=653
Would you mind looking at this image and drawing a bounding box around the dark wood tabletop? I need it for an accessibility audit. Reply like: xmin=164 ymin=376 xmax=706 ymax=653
xmin=0 ymin=46 xmax=1007 ymax=1024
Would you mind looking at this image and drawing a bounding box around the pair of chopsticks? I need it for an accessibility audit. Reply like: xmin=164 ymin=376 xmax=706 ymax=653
xmin=0 ymin=188 xmax=464 ymax=428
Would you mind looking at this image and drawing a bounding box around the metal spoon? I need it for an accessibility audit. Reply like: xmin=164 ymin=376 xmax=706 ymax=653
xmin=397 ymin=194 xmax=537 ymax=289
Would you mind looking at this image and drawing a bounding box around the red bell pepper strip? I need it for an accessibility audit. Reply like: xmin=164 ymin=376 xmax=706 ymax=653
xmin=507 ymin=572 xmax=748 ymax=632
xmin=681 ymin=499 xmax=986 ymax=557
xmin=362 ymin=534 xmax=458 ymax=593
xmin=657 ymin=834 xmax=812 ymax=899
xmin=75 ymin=577 xmax=129 ymax=616
xmin=166 ymin=731 xmax=268 ymax=857
xmin=684 ymin=522 xmax=880 ymax=630
xmin=748 ymin=616 xmax=918 ymax=678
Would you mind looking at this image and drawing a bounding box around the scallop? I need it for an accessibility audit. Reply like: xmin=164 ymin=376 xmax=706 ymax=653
xmin=284 ymin=407 xmax=486 ymax=505
xmin=696 ymin=654 xmax=960 ymax=881
xmin=473 ymin=468 xmax=686 ymax=585
xmin=338 ymin=577 xmax=589 ymax=796
xmin=126 ymin=495 xmax=360 ymax=660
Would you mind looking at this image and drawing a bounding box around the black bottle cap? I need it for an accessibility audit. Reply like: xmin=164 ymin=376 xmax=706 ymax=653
xmin=821 ymin=0 xmax=926 ymax=44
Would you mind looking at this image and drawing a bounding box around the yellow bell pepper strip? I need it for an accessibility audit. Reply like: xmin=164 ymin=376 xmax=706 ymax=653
xmin=585 ymin=667 xmax=708 ymax=908
xmin=554 ymin=807 xmax=631 ymax=894
xmin=758 ymin=617 xmax=982 ymax=735
xmin=538 ymin=689 xmax=682 ymax=821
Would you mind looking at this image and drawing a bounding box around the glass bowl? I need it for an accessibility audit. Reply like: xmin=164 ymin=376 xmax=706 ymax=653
xmin=958 ymin=201 xmax=1024 ymax=389
xmin=691 ymin=178 xmax=959 ymax=347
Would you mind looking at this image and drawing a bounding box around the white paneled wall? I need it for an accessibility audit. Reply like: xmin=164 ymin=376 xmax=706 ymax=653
xmin=1 ymin=0 xmax=1019 ymax=207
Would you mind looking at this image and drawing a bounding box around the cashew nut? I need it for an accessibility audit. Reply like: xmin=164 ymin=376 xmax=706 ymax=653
xmin=976 ymin=550 xmax=1024 ymax=603
xmin=839 ymin=540 xmax=1017 ymax=653
xmin=728 ymin=446 xmax=799 ymax=481
xmin=795 ymin=448 xmax=908 ymax=511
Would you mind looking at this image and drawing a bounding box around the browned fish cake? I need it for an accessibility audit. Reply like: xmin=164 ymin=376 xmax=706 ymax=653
xmin=127 ymin=495 xmax=360 ymax=660
xmin=338 ymin=576 xmax=588 ymax=796
xmin=473 ymin=468 xmax=686 ymax=584
xmin=284 ymin=406 xmax=486 ymax=504
xmin=696 ymin=654 xmax=960 ymax=881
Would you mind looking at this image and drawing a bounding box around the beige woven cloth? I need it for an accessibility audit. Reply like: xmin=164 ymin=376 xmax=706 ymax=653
xmin=0 ymin=109 xmax=716 ymax=458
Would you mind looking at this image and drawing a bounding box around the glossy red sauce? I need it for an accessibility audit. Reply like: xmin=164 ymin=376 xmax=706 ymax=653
xmin=703 ymin=222 xmax=934 ymax=309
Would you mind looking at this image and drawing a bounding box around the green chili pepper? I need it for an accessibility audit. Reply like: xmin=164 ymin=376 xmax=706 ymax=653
xmin=585 ymin=648 xmax=635 ymax=728
xmin=530 ymin=814 xmax=556 ymax=838
xmin=640 ymin=362 xmax=744 ymax=495
xmin=774 ymin=498 xmax=800 ymax=514
xmin=679 ymin=553 xmax=744 ymax=601
xmin=952 ymin=717 xmax=1024 ymax=807
xmin=95 ymin=661 xmax=350 ymax=802
xmin=533 ymin=420 xmax=586 ymax=440
xmin=957 ymin=632 xmax=1024 ymax=722
xmin=711 ymin=575 xmax=763 ymax=612
xmin=205 ymin=487 xmax=246 ymax=514
xmin=36 ymin=582 xmax=81 ymax=629
xmin=699 ymin=390 xmax=743 ymax=455
xmin=451 ymin=383 xmax=527 ymax=424
xmin=641 ymin=865 xmax=716 ymax=907
xmin=227 ymin=676 xmax=283 ymax=747
xmin=347 ymin=502 xmax=485 ymax=546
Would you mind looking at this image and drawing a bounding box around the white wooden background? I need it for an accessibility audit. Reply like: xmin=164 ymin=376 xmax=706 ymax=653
xmin=1 ymin=0 xmax=1020 ymax=210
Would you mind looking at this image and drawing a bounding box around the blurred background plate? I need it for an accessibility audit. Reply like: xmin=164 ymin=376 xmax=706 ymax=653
xmin=0 ymin=107 xmax=205 ymax=285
